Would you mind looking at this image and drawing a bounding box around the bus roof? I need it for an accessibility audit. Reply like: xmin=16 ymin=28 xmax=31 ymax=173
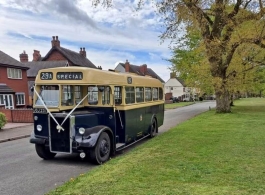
xmin=35 ymin=66 xmax=163 ymax=87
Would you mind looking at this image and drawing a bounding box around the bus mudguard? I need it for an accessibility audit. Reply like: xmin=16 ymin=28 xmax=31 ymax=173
xmin=29 ymin=131 xmax=46 ymax=145
xmin=75 ymin=125 xmax=114 ymax=149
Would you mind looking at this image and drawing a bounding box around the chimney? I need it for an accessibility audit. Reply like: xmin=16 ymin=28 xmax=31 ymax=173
xmin=139 ymin=64 xmax=147 ymax=75
xmin=33 ymin=50 xmax=41 ymax=61
xmin=51 ymin=35 xmax=60 ymax=47
xmin=82 ymin=47 xmax=86 ymax=57
xmin=19 ymin=51 xmax=28 ymax=62
xmin=125 ymin=59 xmax=130 ymax=72
xmin=79 ymin=47 xmax=86 ymax=57
xmin=170 ymin=72 xmax=176 ymax=79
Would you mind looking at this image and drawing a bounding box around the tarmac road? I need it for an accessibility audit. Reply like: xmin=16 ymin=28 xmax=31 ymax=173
xmin=0 ymin=101 xmax=216 ymax=195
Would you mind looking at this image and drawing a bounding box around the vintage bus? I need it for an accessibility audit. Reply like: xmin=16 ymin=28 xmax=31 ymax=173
xmin=29 ymin=67 xmax=164 ymax=164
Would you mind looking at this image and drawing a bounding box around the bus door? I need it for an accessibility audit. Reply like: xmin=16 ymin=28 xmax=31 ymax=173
xmin=99 ymin=86 xmax=116 ymax=135
xmin=114 ymin=86 xmax=125 ymax=144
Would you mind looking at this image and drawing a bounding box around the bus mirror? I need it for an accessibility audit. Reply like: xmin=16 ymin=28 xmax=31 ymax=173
xmin=30 ymin=83 xmax=35 ymax=92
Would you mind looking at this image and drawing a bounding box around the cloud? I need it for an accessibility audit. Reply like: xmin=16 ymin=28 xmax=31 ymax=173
xmin=3 ymin=0 xmax=97 ymax=28
xmin=0 ymin=0 xmax=172 ymax=82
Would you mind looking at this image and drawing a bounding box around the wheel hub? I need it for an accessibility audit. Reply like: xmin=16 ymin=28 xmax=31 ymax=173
xmin=100 ymin=139 xmax=109 ymax=156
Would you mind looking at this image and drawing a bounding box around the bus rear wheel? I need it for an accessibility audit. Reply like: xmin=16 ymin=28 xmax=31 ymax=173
xmin=150 ymin=119 xmax=158 ymax=138
xmin=35 ymin=144 xmax=56 ymax=160
xmin=89 ymin=132 xmax=110 ymax=164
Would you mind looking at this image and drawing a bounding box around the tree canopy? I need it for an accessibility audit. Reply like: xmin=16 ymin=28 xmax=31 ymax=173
xmin=92 ymin=0 xmax=265 ymax=113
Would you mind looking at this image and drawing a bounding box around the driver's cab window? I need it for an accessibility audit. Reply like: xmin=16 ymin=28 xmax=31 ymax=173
xmin=88 ymin=86 xmax=98 ymax=105
xmin=61 ymin=85 xmax=74 ymax=106
xmin=74 ymin=86 xmax=82 ymax=104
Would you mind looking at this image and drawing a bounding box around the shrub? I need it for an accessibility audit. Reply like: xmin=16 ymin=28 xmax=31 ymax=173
xmin=0 ymin=112 xmax=7 ymax=129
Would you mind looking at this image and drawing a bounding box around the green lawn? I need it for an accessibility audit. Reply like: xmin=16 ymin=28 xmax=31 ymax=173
xmin=48 ymin=98 xmax=265 ymax=195
xmin=165 ymin=101 xmax=194 ymax=109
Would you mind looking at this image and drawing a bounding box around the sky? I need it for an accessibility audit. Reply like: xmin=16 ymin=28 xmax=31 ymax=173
xmin=0 ymin=0 xmax=174 ymax=82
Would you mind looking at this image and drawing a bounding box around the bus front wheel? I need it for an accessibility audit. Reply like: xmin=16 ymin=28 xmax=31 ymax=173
xmin=89 ymin=132 xmax=111 ymax=164
xmin=35 ymin=144 xmax=56 ymax=160
xmin=150 ymin=119 xmax=158 ymax=138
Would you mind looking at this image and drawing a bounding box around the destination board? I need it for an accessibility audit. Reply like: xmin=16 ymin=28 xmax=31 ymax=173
xmin=57 ymin=72 xmax=83 ymax=80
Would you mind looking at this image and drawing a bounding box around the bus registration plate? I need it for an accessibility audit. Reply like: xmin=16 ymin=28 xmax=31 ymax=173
xmin=33 ymin=108 xmax=47 ymax=113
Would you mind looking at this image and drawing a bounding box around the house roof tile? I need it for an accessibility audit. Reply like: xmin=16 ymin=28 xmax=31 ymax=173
xmin=42 ymin=47 xmax=97 ymax=68
xmin=0 ymin=50 xmax=29 ymax=69
xmin=119 ymin=63 xmax=165 ymax=83
xmin=23 ymin=60 xmax=68 ymax=77
xmin=0 ymin=83 xmax=15 ymax=94
xmin=176 ymin=77 xmax=186 ymax=87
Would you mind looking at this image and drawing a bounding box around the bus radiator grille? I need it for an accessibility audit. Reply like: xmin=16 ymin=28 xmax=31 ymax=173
xmin=49 ymin=118 xmax=71 ymax=153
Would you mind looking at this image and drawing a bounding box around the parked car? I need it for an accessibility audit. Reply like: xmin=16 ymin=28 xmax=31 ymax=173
xmin=170 ymin=97 xmax=179 ymax=103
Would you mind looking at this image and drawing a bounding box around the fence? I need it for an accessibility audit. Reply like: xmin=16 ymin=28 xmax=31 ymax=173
xmin=0 ymin=109 xmax=33 ymax=123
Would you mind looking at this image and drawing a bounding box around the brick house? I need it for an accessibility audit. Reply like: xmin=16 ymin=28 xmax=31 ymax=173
xmin=19 ymin=36 xmax=98 ymax=105
xmin=0 ymin=50 xmax=29 ymax=109
xmin=114 ymin=60 xmax=165 ymax=84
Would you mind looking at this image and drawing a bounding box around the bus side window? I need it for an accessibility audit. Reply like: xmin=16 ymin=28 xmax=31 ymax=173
xmin=102 ymin=86 xmax=110 ymax=105
xmin=125 ymin=87 xmax=135 ymax=104
xmin=159 ymin=88 xmax=163 ymax=100
xmin=152 ymin=87 xmax=158 ymax=101
xmin=145 ymin=87 xmax=152 ymax=101
xmin=88 ymin=86 xmax=98 ymax=105
xmin=136 ymin=87 xmax=144 ymax=103
xmin=114 ymin=86 xmax=122 ymax=105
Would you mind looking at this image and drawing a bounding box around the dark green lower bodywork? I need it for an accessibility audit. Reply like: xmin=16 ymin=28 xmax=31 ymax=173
xmin=30 ymin=103 xmax=164 ymax=153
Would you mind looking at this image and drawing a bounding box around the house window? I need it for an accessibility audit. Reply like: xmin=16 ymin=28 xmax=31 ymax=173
xmin=7 ymin=68 xmax=22 ymax=79
xmin=0 ymin=95 xmax=4 ymax=105
xmin=183 ymin=87 xmax=185 ymax=92
xmin=16 ymin=93 xmax=25 ymax=105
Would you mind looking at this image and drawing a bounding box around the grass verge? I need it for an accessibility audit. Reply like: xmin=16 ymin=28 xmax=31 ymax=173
xmin=165 ymin=101 xmax=195 ymax=109
xmin=48 ymin=98 xmax=265 ymax=195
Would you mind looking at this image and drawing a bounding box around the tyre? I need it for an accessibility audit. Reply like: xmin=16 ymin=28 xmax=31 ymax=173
xmin=150 ymin=118 xmax=158 ymax=138
xmin=35 ymin=144 xmax=56 ymax=160
xmin=89 ymin=132 xmax=111 ymax=164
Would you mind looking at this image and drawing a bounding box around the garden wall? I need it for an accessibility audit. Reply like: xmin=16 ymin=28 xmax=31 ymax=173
xmin=0 ymin=109 xmax=33 ymax=123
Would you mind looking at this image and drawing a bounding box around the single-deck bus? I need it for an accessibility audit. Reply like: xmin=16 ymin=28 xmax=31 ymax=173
xmin=30 ymin=67 xmax=164 ymax=164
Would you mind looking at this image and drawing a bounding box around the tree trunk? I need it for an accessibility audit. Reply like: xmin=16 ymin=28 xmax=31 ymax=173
xmin=215 ymin=84 xmax=231 ymax=113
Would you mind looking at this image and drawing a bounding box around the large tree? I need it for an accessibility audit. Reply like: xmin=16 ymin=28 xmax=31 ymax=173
xmin=170 ymin=29 xmax=215 ymax=97
xmin=93 ymin=0 xmax=265 ymax=113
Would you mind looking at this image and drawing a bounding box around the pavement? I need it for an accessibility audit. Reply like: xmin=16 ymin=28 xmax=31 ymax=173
xmin=0 ymin=123 xmax=33 ymax=143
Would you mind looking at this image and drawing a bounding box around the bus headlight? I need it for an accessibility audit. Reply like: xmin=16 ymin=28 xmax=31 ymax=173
xmin=36 ymin=125 xmax=42 ymax=131
xmin=79 ymin=127 xmax=85 ymax=135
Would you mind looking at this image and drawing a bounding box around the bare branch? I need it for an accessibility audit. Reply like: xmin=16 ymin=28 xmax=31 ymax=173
xmin=228 ymin=0 xmax=243 ymax=18
xmin=244 ymin=0 xmax=252 ymax=9
xmin=224 ymin=42 xmax=240 ymax=69
xmin=183 ymin=1 xmax=211 ymax=38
